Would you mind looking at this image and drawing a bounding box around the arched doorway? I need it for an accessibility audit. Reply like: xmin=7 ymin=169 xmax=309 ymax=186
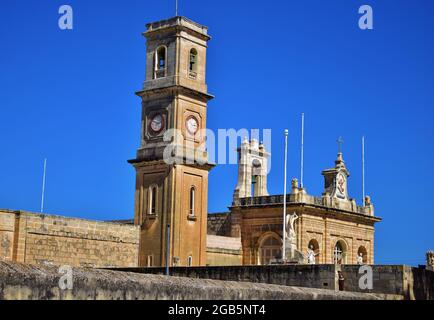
xmin=333 ymin=240 xmax=347 ymax=264
xmin=259 ymin=234 xmax=282 ymax=265
xmin=357 ymin=246 xmax=368 ymax=264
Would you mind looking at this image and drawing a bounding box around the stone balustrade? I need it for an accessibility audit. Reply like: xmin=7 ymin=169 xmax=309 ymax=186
xmin=233 ymin=193 xmax=374 ymax=217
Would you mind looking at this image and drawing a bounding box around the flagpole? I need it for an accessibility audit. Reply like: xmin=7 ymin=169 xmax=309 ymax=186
xmin=300 ymin=113 xmax=304 ymax=189
xmin=282 ymin=129 xmax=288 ymax=262
xmin=175 ymin=0 xmax=178 ymax=16
xmin=166 ymin=223 xmax=171 ymax=275
xmin=40 ymin=158 xmax=47 ymax=213
xmin=362 ymin=136 xmax=365 ymax=206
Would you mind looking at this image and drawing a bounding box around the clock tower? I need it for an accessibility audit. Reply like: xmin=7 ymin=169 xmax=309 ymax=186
xmin=128 ymin=17 xmax=214 ymax=267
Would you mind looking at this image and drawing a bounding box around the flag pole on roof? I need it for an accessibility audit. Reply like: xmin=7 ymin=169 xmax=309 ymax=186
xmin=40 ymin=158 xmax=47 ymax=213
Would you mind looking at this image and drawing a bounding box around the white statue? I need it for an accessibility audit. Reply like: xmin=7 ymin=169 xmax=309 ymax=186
xmin=357 ymin=252 xmax=364 ymax=265
xmin=285 ymin=212 xmax=298 ymax=242
xmin=307 ymin=245 xmax=319 ymax=264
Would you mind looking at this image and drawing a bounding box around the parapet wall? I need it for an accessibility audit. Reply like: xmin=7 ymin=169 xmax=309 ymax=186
xmin=113 ymin=265 xmax=338 ymax=290
xmin=112 ymin=264 xmax=434 ymax=300
xmin=340 ymin=265 xmax=434 ymax=300
xmin=0 ymin=260 xmax=398 ymax=300
xmin=0 ymin=210 xmax=140 ymax=268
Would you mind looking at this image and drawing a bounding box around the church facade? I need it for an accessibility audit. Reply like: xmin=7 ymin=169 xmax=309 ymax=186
xmin=0 ymin=16 xmax=381 ymax=268
xmin=214 ymin=139 xmax=380 ymax=266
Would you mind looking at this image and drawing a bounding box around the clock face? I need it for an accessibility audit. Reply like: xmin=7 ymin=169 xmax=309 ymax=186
xmin=186 ymin=116 xmax=199 ymax=135
xmin=149 ymin=113 xmax=164 ymax=134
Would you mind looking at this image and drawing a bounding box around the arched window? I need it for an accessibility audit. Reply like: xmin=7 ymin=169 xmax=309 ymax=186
xmin=187 ymin=255 xmax=193 ymax=267
xmin=333 ymin=240 xmax=347 ymax=264
xmin=188 ymin=48 xmax=198 ymax=79
xmin=149 ymin=185 xmax=157 ymax=215
xmin=189 ymin=186 xmax=195 ymax=216
xmin=259 ymin=234 xmax=282 ymax=265
xmin=155 ymin=46 xmax=166 ymax=79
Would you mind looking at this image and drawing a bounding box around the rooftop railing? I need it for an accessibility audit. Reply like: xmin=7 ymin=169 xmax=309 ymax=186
xmin=233 ymin=193 xmax=373 ymax=217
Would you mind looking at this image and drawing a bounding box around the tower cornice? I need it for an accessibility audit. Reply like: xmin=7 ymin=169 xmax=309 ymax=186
xmin=136 ymin=85 xmax=214 ymax=102
xmin=144 ymin=16 xmax=211 ymax=42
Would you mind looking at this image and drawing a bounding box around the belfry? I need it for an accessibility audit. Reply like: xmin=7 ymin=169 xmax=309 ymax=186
xmin=128 ymin=16 xmax=214 ymax=267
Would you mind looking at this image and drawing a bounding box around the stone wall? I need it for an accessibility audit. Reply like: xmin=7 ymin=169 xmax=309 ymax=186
xmin=0 ymin=260 xmax=399 ymax=300
xmin=206 ymin=248 xmax=242 ymax=266
xmin=112 ymin=264 xmax=434 ymax=300
xmin=0 ymin=211 xmax=15 ymax=260
xmin=207 ymin=212 xmax=231 ymax=236
xmin=206 ymin=235 xmax=242 ymax=266
xmin=340 ymin=265 xmax=434 ymax=300
xmin=0 ymin=210 xmax=140 ymax=268
xmin=113 ymin=265 xmax=338 ymax=290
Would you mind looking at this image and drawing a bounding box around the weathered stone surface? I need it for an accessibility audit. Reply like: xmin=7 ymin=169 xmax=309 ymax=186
xmin=0 ymin=210 xmax=139 ymax=268
xmin=0 ymin=261 xmax=400 ymax=300
xmin=206 ymin=235 xmax=243 ymax=266
xmin=113 ymin=264 xmax=434 ymax=300
xmin=337 ymin=265 xmax=434 ymax=300
xmin=207 ymin=213 xmax=232 ymax=236
xmin=114 ymin=265 xmax=339 ymax=291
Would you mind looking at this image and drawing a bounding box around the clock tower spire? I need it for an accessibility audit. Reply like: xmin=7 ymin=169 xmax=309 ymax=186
xmin=128 ymin=16 xmax=214 ymax=267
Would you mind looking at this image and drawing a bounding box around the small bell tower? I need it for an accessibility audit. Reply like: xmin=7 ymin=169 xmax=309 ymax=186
xmin=233 ymin=138 xmax=270 ymax=201
xmin=322 ymin=152 xmax=350 ymax=200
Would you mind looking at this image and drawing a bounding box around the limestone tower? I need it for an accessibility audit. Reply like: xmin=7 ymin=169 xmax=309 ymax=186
xmin=128 ymin=17 xmax=214 ymax=267
xmin=233 ymin=138 xmax=270 ymax=201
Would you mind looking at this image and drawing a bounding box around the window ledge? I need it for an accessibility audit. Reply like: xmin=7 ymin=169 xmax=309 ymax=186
xmin=147 ymin=214 xmax=157 ymax=220
xmin=187 ymin=215 xmax=197 ymax=221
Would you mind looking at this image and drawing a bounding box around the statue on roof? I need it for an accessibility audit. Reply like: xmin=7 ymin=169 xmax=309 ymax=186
xmin=285 ymin=212 xmax=298 ymax=243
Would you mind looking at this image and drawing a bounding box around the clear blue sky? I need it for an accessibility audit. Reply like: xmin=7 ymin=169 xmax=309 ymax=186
xmin=1 ymin=0 xmax=433 ymax=266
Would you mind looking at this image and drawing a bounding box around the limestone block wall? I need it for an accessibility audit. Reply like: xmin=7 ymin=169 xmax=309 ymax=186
xmin=299 ymin=211 xmax=375 ymax=265
xmin=206 ymin=248 xmax=242 ymax=266
xmin=231 ymin=205 xmax=376 ymax=266
xmin=341 ymin=265 xmax=434 ymax=300
xmin=116 ymin=265 xmax=338 ymax=290
xmin=0 ymin=260 xmax=399 ymax=300
xmin=0 ymin=211 xmax=15 ymax=260
xmin=206 ymin=235 xmax=242 ymax=266
xmin=207 ymin=212 xmax=231 ymax=236
xmin=113 ymin=264 xmax=433 ymax=300
xmin=0 ymin=210 xmax=140 ymax=268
